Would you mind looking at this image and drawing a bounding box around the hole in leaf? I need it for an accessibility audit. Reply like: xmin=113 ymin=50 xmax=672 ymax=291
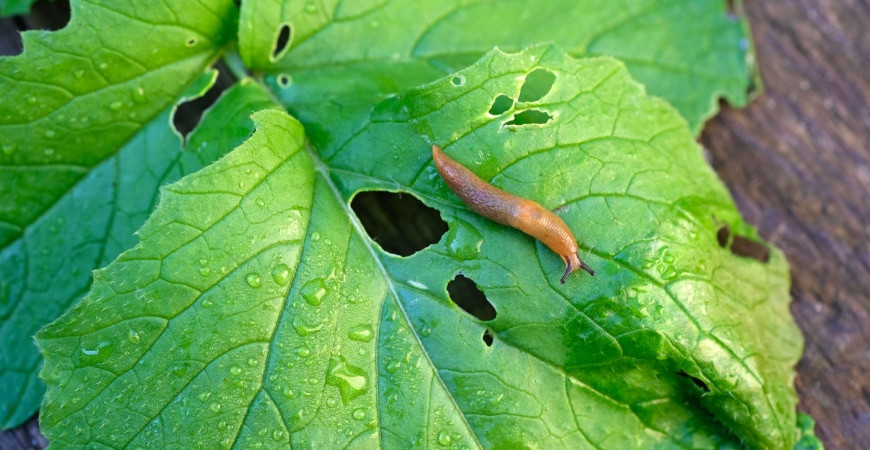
xmin=504 ymin=109 xmax=553 ymax=126
xmin=447 ymin=274 xmax=496 ymax=321
xmin=677 ymin=370 xmax=711 ymax=392
xmin=172 ymin=61 xmax=235 ymax=143
xmin=272 ymin=23 xmax=292 ymax=60
xmin=186 ymin=37 xmax=197 ymax=47
xmin=488 ymin=95 xmax=513 ymax=115
xmin=277 ymin=73 xmax=291 ymax=88
xmin=482 ymin=329 xmax=494 ymax=346
xmin=716 ymin=225 xmax=770 ymax=262
xmin=451 ymin=75 xmax=465 ymax=87
xmin=518 ymin=68 xmax=556 ymax=102
xmin=351 ymin=190 xmax=447 ymax=257
xmin=3 ymin=1 xmax=70 ymax=56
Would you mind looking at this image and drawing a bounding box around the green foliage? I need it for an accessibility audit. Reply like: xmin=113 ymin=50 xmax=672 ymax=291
xmin=0 ymin=0 xmax=817 ymax=448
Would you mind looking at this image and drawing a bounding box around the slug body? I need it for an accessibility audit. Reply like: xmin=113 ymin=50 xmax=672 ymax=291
xmin=432 ymin=145 xmax=594 ymax=283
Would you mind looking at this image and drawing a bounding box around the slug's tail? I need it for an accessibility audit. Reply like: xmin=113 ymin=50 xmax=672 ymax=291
xmin=561 ymin=253 xmax=595 ymax=284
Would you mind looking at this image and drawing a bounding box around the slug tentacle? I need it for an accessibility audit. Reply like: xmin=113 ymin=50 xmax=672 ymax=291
xmin=432 ymin=144 xmax=594 ymax=284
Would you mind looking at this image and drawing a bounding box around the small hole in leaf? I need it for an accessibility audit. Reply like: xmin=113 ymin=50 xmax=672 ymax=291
xmin=488 ymin=95 xmax=513 ymax=115
xmin=451 ymin=75 xmax=465 ymax=87
xmin=186 ymin=37 xmax=197 ymax=47
xmin=351 ymin=191 xmax=447 ymax=257
xmin=277 ymin=74 xmax=291 ymax=88
xmin=447 ymin=274 xmax=496 ymax=321
xmin=505 ymin=109 xmax=552 ymax=126
xmin=677 ymin=370 xmax=710 ymax=392
xmin=518 ymin=69 xmax=556 ymax=102
xmin=482 ymin=329 xmax=494 ymax=346
xmin=172 ymin=62 xmax=235 ymax=143
xmin=716 ymin=225 xmax=769 ymax=262
xmin=272 ymin=23 xmax=292 ymax=60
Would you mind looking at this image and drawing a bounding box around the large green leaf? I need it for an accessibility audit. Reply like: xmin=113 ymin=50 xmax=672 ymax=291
xmin=0 ymin=73 xmax=279 ymax=430
xmin=0 ymin=0 xmax=244 ymax=429
xmin=0 ymin=0 xmax=238 ymax=249
xmin=38 ymin=46 xmax=802 ymax=448
xmin=241 ymin=0 xmax=752 ymax=137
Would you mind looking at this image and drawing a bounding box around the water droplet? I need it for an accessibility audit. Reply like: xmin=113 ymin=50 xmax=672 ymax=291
xmin=271 ymin=263 xmax=291 ymax=286
xmin=2 ymin=144 xmax=16 ymax=155
xmin=209 ymin=402 xmax=222 ymax=412
xmin=74 ymin=70 xmax=84 ymax=78
xmin=200 ymin=267 xmax=211 ymax=277
xmin=304 ymin=2 xmax=317 ymax=13
xmin=27 ymin=96 xmax=36 ymax=104
xmin=301 ymin=278 xmax=328 ymax=306
xmin=230 ymin=365 xmax=242 ymax=375
xmin=246 ymin=273 xmax=262 ymax=288
xmin=255 ymin=198 xmax=266 ymax=207
xmin=127 ymin=329 xmax=140 ymax=344
xmin=294 ymin=346 xmax=311 ymax=358
xmin=44 ymin=129 xmax=55 ymax=138
xmin=247 ymin=357 xmax=258 ymax=367
xmin=43 ymin=148 xmax=55 ymax=156
xmin=272 ymin=429 xmax=284 ymax=441
xmin=326 ymin=398 xmax=337 ymax=407
xmin=109 ymin=101 xmax=123 ymax=110
xmin=311 ymin=231 xmax=321 ymax=241
xmin=352 ymin=408 xmax=366 ymax=420
xmin=347 ymin=324 xmax=374 ymax=342
xmin=292 ymin=317 xmax=323 ymax=336
xmin=282 ymin=387 xmax=294 ymax=398
xmin=325 ymin=356 xmax=369 ymax=404
xmin=218 ymin=420 xmax=227 ymax=430
xmin=79 ymin=341 xmax=114 ymax=364
xmin=437 ymin=430 xmax=452 ymax=446
xmin=99 ymin=62 xmax=109 ymax=70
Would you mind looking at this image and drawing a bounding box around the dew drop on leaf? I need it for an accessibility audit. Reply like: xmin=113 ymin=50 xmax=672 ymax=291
xmin=352 ymin=408 xmax=366 ymax=420
xmin=230 ymin=365 xmax=242 ymax=375
xmin=326 ymin=356 xmax=369 ymax=404
xmin=127 ymin=329 xmax=140 ymax=344
xmin=271 ymin=263 xmax=291 ymax=286
xmin=437 ymin=430 xmax=452 ymax=446
xmin=209 ymin=402 xmax=221 ymax=412
xmin=294 ymin=346 xmax=311 ymax=358
xmin=301 ymin=278 xmax=328 ymax=306
xmin=246 ymin=273 xmax=262 ymax=288
xmin=292 ymin=316 xmax=323 ymax=336
xmin=347 ymin=324 xmax=374 ymax=342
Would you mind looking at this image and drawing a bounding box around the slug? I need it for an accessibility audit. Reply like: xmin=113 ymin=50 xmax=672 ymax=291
xmin=432 ymin=144 xmax=594 ymax=283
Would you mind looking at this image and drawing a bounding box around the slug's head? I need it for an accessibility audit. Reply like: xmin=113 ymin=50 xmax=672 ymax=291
xmin=561 ymin=253 xmax=595 ymax=284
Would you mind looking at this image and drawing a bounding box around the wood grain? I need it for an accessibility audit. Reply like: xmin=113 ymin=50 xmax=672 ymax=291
xmin=700 ymin=1 xmax=870 ymax=447
xmin=1 ymin=0 xmax=868 ymax=448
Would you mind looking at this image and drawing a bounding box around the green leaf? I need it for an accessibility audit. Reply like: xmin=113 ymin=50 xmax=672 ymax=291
xmin=37 ymin=46 xmax=802 ymax=448
xmin=0 ymin=72 xmax=279 ymax=429
xmin=0 ymin=0 xmax=37 ymax=17
xmin=0 ymin=0 xmax=238 ymax=250
xmin=241 ymin=0 xmax=752 ymax=136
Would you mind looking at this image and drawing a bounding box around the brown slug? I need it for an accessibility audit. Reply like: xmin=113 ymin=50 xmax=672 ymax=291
xmin=432 ymin=144 xmax=594 ymax=283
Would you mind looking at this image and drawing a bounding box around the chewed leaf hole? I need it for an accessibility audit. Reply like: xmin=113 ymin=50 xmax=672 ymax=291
xmin=451 ymin=75 xmax=466 ymax=87
xmin=172 ymin=62 xmax=234 ymax=143
xmin=505 ymin=109 xmax=553 ymax=126
xmin=518 ymin=68 xmax=556 ymax=102
xmin=482 ymin=329 xmax=494 ymax=346
xmin=277 ymin=74 xmax=291 ymax=88
xmin=488 ymin=95 xmax=513 ymax=115
xmin=678 ymin=370 xmax=711 ymax=392
xmin=272 ymin=23 xmax=292 ymax=60
xmin=447 ymin=274 xmax=496 ymax=321
xmin=716 ymin=225 xmax=770 ymax=262
xmin=351 ymin=190 xmax=447 ymax=257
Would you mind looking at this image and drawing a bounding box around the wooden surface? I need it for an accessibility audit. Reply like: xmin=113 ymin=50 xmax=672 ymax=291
xmin=2 ymin=0 xmax=868 ymax=448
